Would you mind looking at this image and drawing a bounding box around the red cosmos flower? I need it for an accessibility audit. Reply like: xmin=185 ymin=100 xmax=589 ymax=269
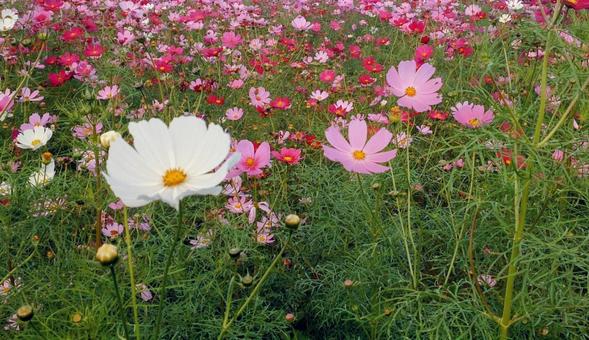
xmin=452 ymin=39 xmax=474 ymax=57
xmin=375 ymin=37 xmax=390 ymax=46
xmin=82 ymin=17 xmax=98 ymax=32
xmin=349 ymin=44 xmax=362 ymax=59
xmin=207 ymin=95 xmax=225 ymax=106
xmin=358 ymin=74 xmax=375 ymax=86
xmin=428 ymin=110 xmax=449 ymax=120
xmin=272 ymin=148 xmax=302 ymax=165
xmin=408 ymin=21 xmax=425 ymax=33
xmin=58 ymin=52 xmax=80 ymax=67
xmin=48 ymin=70 xmax=71 ymax=87
xmin=564 ymin=0 xmax=589 ymax=9
xmin=84 ymin=44 xmax=105 ymax=58
xmin=415 ymin=44 xmax=433 ymax=62
xmin=497 ymin=148 xmax=527 ymax=169
xmin=42 ymin=0 xmax=64 ymax=12
xmin=362 ymin=56 xmax=383 ymax=73
xmin=154 ymin=59 xmax=172 ymax=73
xmin=270 ymin=97 xmax=291 ymax=110
xmin=61 ymin=27 xmax=85 ymax=42
xmin=44 ymin=55 xmax=59 ymax=65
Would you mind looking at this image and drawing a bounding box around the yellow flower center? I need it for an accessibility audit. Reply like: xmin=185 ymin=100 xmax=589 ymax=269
xmin=162 ymin=168 xmax=187 ymax=187
xmin=405 ymin=87 xmax=416 ymax=97
xmin=2 ymin=286 xmax=10 ymax=294
xmin=283 ymin=156 xmax=293 ymax=162
xmin=468 ymin=118 xmax=481 ymax=128
xmin=245 ymin=157 xmax=255 ymax=166
xmin=31 ymin=139 xmax=42 ymax=147
xmin=353 ymin=150 xmax=366 ymax=160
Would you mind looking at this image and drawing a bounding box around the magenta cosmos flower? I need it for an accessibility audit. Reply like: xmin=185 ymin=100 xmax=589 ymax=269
xmin=235 ymin=140 xmax=271 ymax=176
xmin=323 ymin=120 xmax=397 ymax=174
xmin=452 ymin=101 xmax=494 ymax=128
xmin=386 ymin=60 xmax=442 ymax=113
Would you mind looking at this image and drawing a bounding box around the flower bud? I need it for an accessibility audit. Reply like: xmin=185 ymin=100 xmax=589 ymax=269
xmin=16 ymin=305 xmax=34 ymax=321
xmin=229 ymin=247 xmax=242 ymax=259
xmin=285 ymin=313 xmax=295 ymax=323
xmin=284 ymin=214 xmax=301 ymax=230
xmin=95 ymin=244 xmax=118 ymax=266
xmin=100 ymin=131 xmax=121 ymax=148
xmin=41 ymin=152 xmax=53 ymax=164
xmin=241 ymin=274 xmax=253 ymax=287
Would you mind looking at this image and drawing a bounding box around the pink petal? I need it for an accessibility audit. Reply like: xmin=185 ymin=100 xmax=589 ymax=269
xmin=397 ymin=60 xmax=417 ymax=85
xmin=367 ymin=149 xmax=397 ymax=163
xmin=325 ymin=126 xmax=352 ymax=152
xmin=348 ymin=119 xmax=367 ymax=149
xmin=413 ymin=63 xmax=436 ymax=86
xmin=363 ymin=128 xmax=392 ymax=154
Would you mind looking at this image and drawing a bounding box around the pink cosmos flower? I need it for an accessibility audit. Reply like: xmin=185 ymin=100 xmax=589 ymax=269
xmin=117 ymin=30 xmax=135 ymax=45
xmin=102 ymin=222 xmax=123 ymax=239
xmin=221 ymin=32 xmax=243 ymax=49
xmin=291 ymin=16 xmax=312 ymax=31
xmin=328 ymin=100 xmax=353 ymax=117
xmin=19 ymin=87 xmax=44 ymax=102
xmin=73 ymin=122 xmax=103 ymax=139
xmin=272 ymin=148 xmax=302 ymax=165
xmin=226 ymin=195 xmax=254 ymax=214
xmin=310 ymin=90 xmax=329 ymax=101
xmin=249 ymin=87 xmax=271 ymax=107
xmin=226 ymin=107 xmax=244 ymax=121
xmin=319 ymin=69 xmax=336 ymax=83
xmin=96 ymin=85 xmax=120 ymax=100
xmin=452 ymin=102 xmax=494 ymax=128
xmin=20 ymin=113 xmax=54 ymax=131
xmin=235 ymin=140 xmax=271 ymax=177
xmin=386 ymin=60 xmax=443 ymax=112
xmin=0 ymin=89 xmax=15 ymax=119
xmin=323 ymin=119 xmax=397 ymax=174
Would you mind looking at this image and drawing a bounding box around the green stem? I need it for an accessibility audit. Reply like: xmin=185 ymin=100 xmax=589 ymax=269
xmin=499 ymin=12 xmax=557 ymax=336
xmin=123 ymin=207 xmax=140 ymax=340
xmin=110 ymin=266 xmax=131 ymax=340
xmin=218 ymin=235 xmax=290 ymax=339
xmin=153 ymin=202 xmax=184 ymax=339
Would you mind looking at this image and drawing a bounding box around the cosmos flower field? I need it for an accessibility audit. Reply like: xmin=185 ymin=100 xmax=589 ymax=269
xmin=1 ymin=0 xmax=589 ymax=338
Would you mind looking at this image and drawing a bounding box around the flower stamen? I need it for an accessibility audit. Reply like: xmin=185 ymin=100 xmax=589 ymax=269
xmin=163 ymin=168 xmax=187 ymax=187
xmin=405 ymin=86 xmax=417 ymax=97
xmin=353 ymin=150 xmax=366 ymax=160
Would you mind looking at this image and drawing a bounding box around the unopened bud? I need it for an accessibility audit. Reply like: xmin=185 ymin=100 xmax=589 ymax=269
xmin=95 ymin=244 xmax=118 ymax=266
xmin=100 ymin=131 xmax=121 ymax=148
xmin=16 ymin=305 xmax=34 ymax=322
xmin=284 ymin=214 xmax=301 ymax=230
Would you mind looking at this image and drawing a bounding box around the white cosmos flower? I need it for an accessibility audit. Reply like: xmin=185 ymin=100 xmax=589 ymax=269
xmin=16 ymin=126 xmax=52 ymax=150
xmin=0 ymin=9 xmax=18 ymax=32
xmin=104 ymin=116 xmax=240 ymax=210
xmin=29 ymin=159 xmax=55 ymax=187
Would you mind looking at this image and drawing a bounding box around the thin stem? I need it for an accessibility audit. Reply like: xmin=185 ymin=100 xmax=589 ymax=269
xmin=110 ymin=266 xmax=131 ymax=340
xmin=93 ymin=129 xmax=103 ymax=249
xmin=153 ymin=202 xmax=185 ymax=339
xmin=221 ymin=276 xmax=236 ymax=328
xmin=389 ymin=164 xmax=416 ymax=288
xmin=498 ymin=12 xmax=558 ymax=337
xmin=218 ymin=235 xmax=290 ymax=339
xmin=1 ymin=248 xmax=37 ymax=284
xmin=444 ymin=151 xmax=477 ymax=286
xmin=123 ymin=207 xmax=141 ymax=340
